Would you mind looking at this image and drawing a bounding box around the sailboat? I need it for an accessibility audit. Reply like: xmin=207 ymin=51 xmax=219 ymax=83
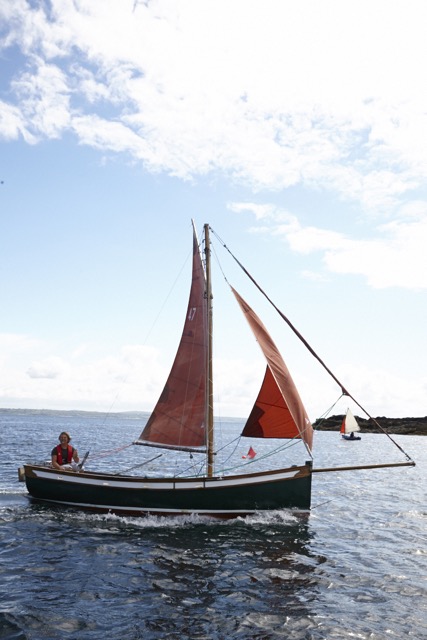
xmin=20 ymin=222 xmax=415 ymax=517
xmin=340 ymin=409 xmax=362 ymax=440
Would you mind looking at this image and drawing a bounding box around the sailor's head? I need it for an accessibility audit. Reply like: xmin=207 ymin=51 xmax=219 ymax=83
xmin=59 ymin=431 xmax=71 ymax=443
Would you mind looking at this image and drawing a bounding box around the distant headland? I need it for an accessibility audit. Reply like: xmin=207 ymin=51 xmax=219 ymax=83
xmin=313 ymin=415 xmax=427 ymax=436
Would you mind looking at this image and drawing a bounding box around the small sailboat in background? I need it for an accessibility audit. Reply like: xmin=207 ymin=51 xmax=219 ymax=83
xmin=340 ymin=409 xmax=362 ymax=441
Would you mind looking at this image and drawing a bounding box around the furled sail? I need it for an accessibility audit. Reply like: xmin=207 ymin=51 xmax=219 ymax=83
xmin=136 ymin=227 xmax=208 ymax=451
xmin=340 ymin=408 xmax=360 ymax=435
xmin=232 ymin=287 xmax=313 ymax=454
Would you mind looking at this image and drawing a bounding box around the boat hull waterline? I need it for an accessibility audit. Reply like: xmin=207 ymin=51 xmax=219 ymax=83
xmin=23 ymin=463 xmax=312 ymax=517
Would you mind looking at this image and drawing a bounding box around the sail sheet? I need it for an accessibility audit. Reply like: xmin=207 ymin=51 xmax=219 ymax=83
xmin=341 ymin=408 xmax=360 ymax=434
xmin=232 ymin=287 xmax=313 ymax=454
xmin=136 ymin=228 xmax=208 ymax=450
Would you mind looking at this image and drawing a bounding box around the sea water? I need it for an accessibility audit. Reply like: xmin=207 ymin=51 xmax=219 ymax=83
xmin=0 ymin=409 xmax=426 ymax=639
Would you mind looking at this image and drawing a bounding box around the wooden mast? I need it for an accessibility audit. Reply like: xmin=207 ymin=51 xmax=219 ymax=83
xmin=204 ymin=223 xmax=215 ymax=477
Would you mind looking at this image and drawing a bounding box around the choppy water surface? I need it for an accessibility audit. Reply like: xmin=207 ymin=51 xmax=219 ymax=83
xmin=0 ymin=410 xmax=426 ymax=639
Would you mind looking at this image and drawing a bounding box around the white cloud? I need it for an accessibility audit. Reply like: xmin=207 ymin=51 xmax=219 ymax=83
xmin=72 ymin=114 xmax=149 ymax=157
xmin=330 ymin=363 xmax=427 ymax=420
xmin=0 ymin=334 xmax=164 ymax=411
xmin=27 ymin=357 xmax=67 ymax=379
xmin=281 ymin=225 xmax=345 ymax=255
xmin=0 ymin=100 xmax=29 ymax=141
xmin=0 ymin=333 xmax=41 ymax=353
xmin=300 ymin=270 xmax=329 ymax=283
xmin=231 ymin=201 xmax=427 ymax=289
xmin=228 ymin=202 xmax=277 ymax=221
xmin=11 ymin=58 xmax=71 ymax=138
xmin=2 ymin=0 xmax=427 ymax=209
xmin=0 ymin=328 xmax=425 ymax=418
xmin=323 ymin=217 xmax=427 ymax=289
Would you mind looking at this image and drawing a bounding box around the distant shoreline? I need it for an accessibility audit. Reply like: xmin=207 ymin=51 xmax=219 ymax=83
xmin=0 ymin=407 xmax=150 ymax=419
xmin=313 ymin=415 xmax=427 ymax=436
xmin=0 ymin=407 xmax=244 ymax=425
xmin=1 ymin=407 xmax=426 ymax=435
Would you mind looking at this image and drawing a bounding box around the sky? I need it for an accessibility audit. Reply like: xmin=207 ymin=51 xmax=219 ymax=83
xmin=0 ymin=0 xmax=426 ymax=422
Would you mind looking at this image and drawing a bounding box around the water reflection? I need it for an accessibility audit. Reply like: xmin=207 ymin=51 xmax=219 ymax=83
xmin=3 ymin=412 xmax=425 ymax=640
xmin=2 ymin=502 xmax=324 ymax=639
xmin=118 ymin=513 xmax=322 ymax=638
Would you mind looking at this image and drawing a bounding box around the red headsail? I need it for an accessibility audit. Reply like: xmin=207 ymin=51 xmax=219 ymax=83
xmin=232 ymin=287 xmax=313 ymax=454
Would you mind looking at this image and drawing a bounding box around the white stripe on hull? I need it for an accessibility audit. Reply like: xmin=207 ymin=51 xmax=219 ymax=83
xmin=30 ymin=467 xmax=302 ymax=490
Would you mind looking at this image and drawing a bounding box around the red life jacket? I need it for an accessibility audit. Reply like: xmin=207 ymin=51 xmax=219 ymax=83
xmin=56 ymin=444 xmax=74 ymax=465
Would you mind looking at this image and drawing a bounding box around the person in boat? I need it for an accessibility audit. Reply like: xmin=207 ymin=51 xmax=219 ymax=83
xmin=349 ymin=432 xmax=355 ymax=439
xmin=51 ymin=432 xmax=79 ymax=470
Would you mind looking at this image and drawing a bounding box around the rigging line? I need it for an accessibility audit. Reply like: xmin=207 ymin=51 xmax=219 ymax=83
xmin=251 ymin=435 xmax=305 ymax=461
xmin=314 ymin=394 xmax=346 ymax=428
xmin=175 ymin=436 xmax=305 ymax=477
xmin=113 ymin=453 xmax=163 ymax=475
xmin=92 ymin=242 xmax=194 ymax=435
xmin=174 ymin=457 xmax=206 ymax=478
xmin=212 ymin=241 xmax=314 ymax=459
xmin=215 ymin=435 xmax=241 ymax=454
xmin=176 ymin=438 xmax=297 ymax=476
xmin=210 ymin=226 xmax=414 ymax=464
xmin=217 ymin=436 xmax=243 ymax=471
xmin=217 ymin=436 xmax=306 ymax=476
xmin=89 ymin=442 xmax=133 ymax=459
xmin=141 ymin=242 xmax=194 ymax=347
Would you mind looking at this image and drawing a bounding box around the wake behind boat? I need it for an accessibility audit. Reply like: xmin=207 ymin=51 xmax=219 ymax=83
xmin=20 ymin=222 xmax=415 ymax=517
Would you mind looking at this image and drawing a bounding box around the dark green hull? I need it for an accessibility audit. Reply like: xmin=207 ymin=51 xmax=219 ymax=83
xmin=23 ymin=463 xmax=312 ymax=517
